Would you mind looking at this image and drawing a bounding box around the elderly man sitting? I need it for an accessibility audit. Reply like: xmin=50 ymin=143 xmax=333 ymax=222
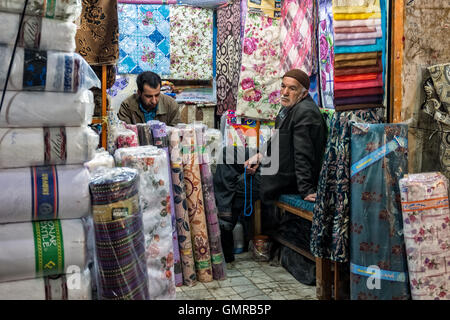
xmin=213 ymin=69 xmax=328 ymax=263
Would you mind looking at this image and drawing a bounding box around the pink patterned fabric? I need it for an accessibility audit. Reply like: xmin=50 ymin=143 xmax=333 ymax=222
xmin=400 ymin=172 xmax=450 ymax=300
xmin=280 ymin=0 xmax=314 ymax=75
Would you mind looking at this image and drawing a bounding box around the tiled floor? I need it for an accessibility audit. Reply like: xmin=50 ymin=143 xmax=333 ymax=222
xmin=175 ymin=252 xmax=317 ymax=300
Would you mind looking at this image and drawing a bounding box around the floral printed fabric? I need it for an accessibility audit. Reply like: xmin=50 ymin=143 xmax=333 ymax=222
xmin=108 ymin=74 xmax=138 ymax=113
xmin=168 ymin=127 xmax=197 ymax=286
xmin=216 ymin=0 xmax=242 ymax=115
xmin=280 ymin=0 xmax=314 ymax=75
xmin=310 ymin=108 xmax=384 ymax=263
xmin=194 ymin=124 xmax=227 ymax=280
xmin=399 ymin=172 xmax=450 ymax=300
xmin=236 ymin=13 xmax=282 ymax=120
xmin=148 ymin=121 xmax=183 ymax=287
xmin=114 ymin=146 xmax=176 ymax=299
xmin=350 ymin=123 xmax=410 ymax=300
xmin=76 ymin=0 xmax=119 ymax=65
xmin=178 ymin=126 xmax=213 ymax=282
xmin=118 ymin=4 xmax=170 ymax=75
xmin=318 ymin=0 xmax=335 ymax=109
xmin=169 ymin=5 xmax=213 ymax=80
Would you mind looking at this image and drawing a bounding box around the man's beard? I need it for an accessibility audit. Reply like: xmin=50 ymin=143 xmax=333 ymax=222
xmin=138 ymin=96 xmax=156 ymax=110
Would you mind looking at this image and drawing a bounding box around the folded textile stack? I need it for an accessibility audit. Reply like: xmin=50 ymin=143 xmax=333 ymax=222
xmin=90 ymin=167 xmax=149 ymax=300
xmin=332 ymin=0 xmax=386 ymax=110
xmin=399 ymin=172 xmax=450 ymax=300
xmin=114 ymin=146 xmax=176 ymax=299
xmin=0 ymin=0 xmax=98 ymax=300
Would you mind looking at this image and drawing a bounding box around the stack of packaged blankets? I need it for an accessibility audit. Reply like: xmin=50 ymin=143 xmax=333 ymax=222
xmin=0 ymin=0 xmax=100 ymax=300
xmin=332 ymin=0 xmax=386 ymax=109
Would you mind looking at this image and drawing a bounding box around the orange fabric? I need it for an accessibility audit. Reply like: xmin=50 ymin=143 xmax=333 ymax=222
xmin=335 ymin=72 xmax=379 ymax=82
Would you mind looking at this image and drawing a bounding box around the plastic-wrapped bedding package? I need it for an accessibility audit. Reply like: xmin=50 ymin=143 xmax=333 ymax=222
xmin=177 ymin=125 xmax=213 ymax=282
xmin=0 ymin=165 xmax=91 ymax=224
xmin=399 ymin=172 xmax=450 ymax=300
xmin=167 ymin=126 xmax=197 ymax=286
xmin=350 ymin=123 xmax=410 ymax=300
xmin=0 ymin=45 xmax=100 ymax=92
xmin=0 ymin=89 xmax=94 ymax=128
xmin=148 ymin=120 xmax=182 ymax=287
xmin=0 ymin=218 xmax=88 ymax=283
xmin=0 ymin=12 xmax=77 ymax=52
xmin=195 ymin=125 xmax=226 ymax=281
xmin=89 ymin=167 xmax=150 ymax=300
xmin=0 ymin=126 xmax=99 ymax=169
xmin=115 ymin=128 xmax=138 ymax=149
xmin=84 ymin=149 xmax=115 ymax=172
xmin=114 ymin=146 xmax=176 ymax=299
xmin=0 ymin=268 xmax=92 ymax=300
xmin=0 ymin=0 xmax=82 ymax=21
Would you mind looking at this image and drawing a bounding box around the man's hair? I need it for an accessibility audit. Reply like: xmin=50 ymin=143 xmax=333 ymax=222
xmin=136 ymin=71 xmax=161 ymax=92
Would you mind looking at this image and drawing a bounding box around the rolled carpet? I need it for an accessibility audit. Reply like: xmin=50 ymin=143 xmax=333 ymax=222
xmin=0 ymin=218 xmax=88 ymax=283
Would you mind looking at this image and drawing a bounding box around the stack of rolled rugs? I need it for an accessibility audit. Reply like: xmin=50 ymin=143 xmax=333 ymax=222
xmin=89 ymin=167 xmax=149 ymax=300
xmin=0 ymin=0 xmax=100 ymax=300
xmin=173 ymin=122 xmax=227 ymax=284
xmin=332 ymin=0 xmax=386 ymax=109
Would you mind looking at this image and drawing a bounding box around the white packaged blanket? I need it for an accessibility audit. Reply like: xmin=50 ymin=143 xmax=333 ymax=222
xmin=0 ymin=89 xmax=94 ymax=127
xmin=0 ymin=12 xmax=77 ymax=52
xmin=0 ymin=0 xmax=82 ymax=21
xmin=0 ymin=218 xmax=87 ymax=283
xmin=0 ymin=45 xmax=100 ymax=92
xmin=0 ymin=165 xmax=91 ymax=223
xmin=0 ymin=126 xmax=98 ymax=169
xmin=0 ymin=269 xmax=92 ymax=300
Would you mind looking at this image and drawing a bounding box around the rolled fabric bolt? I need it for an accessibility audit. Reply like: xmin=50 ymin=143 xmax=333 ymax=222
xmin=149 ymin=121 xmax=183 ymax=287
xmin=0 ymin=126 xmax=99 ymax=169
xmin=0 ymin=0 xmax=82 ymax=21
xmin=0 ymin=219 xmax=87 ymax=283
xmin=0 ymin=90 xmax=94 ymax=128
xmin=0 ymin=165 xmax=91 ymax=224
xmin=113 ymin=147 xmax=176 ymax=299
xmin=0 ymin=269 xmax=92 ymax=300
xmin=167 ymin=126 xmax=197 ymax=286
xmin=0 ymin=11 xmax=77 ymax=51
xmin=0 ymin=45 xmax=100 ymax=92
xmin=90 ymin=167 xmax=150 ymax=300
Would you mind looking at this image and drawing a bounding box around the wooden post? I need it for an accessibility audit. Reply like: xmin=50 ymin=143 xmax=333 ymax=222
xmin=391 ymin=0 xmax=404 ymax=123
xmin=316 ymin=257 xmax=332 ymax=300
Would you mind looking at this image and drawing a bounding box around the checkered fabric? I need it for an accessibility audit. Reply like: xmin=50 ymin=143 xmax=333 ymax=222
xmin=280 ymin=0 xmax=314 ymax=75
xmin=118 ymin=4 xmax=170 ymax=75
